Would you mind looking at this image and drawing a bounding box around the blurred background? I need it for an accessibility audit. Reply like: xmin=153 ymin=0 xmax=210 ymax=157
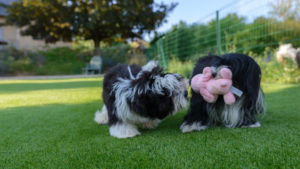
xmin=0 ymin=0 xmax=299 ymax=83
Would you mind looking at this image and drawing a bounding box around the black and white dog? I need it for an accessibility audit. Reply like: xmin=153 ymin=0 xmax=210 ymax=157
xmin=180 ymin=53 xmax=266 ymax=133
xmin=95 ymin=61 xmax=188 ymax=138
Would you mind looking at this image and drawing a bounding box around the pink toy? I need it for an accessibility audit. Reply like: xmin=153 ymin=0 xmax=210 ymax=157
xmin=191 ymin=67 xmax=236 ymax=104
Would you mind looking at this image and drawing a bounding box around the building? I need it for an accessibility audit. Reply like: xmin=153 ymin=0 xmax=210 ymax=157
xmin=0 ymin=0 xmax=72 ymax=50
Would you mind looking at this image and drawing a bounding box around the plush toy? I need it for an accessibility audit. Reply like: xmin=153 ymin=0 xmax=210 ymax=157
xmin=191 ymin=67 xmax=236 ymax=104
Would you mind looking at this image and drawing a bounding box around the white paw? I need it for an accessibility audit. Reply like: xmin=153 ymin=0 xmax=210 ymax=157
xmin=242 ymin=122 xmax=261 ymax=128
xmin=94 ymin=105 xmax=108 ymax=124
xmin=141 ymin=119 xmax=161 ymax=129
xmin=109 ymin=123 xmax=141 ymax=138
xmin=180 ymin=122 xmax=208 ymax=133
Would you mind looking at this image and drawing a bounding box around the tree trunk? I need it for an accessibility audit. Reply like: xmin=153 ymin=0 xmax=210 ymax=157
xmin=92 ymin=39 xmax=102 ymax=74
xmin=94 ymin=39 xmax=101 ymax=57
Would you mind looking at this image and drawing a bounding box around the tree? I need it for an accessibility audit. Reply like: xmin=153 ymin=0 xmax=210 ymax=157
xmin=269 ymin=0 xmax=300 ymax=21
xmin=6 ymin=0 xmax=177 ymax=57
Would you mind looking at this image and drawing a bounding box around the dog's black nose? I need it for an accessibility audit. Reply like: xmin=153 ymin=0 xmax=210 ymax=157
xmin=184 ymin=90 xmax=188 ymax=98
xmin=212 ymin=72 xmax=217 ymax=78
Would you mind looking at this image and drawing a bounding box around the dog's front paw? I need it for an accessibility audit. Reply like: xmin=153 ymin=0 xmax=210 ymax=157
xmin=241 ymin=121 xmax=261 ymax=128
xmin=180 ymin=122 xmax=208 ymax=133
xmin=109 ymin=123 xmax=141 ymax=138
xmin=94 ymin=110 xmax=108 ymax=124
xmin=94 ymin=105 xmax=108 ymax=124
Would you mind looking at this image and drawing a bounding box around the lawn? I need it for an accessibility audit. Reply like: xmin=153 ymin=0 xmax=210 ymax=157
xmin=0 ymin=78 xmax=300 ymax=169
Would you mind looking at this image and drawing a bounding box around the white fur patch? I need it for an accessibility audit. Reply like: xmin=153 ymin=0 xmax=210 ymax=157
xmin=112 ymin=72 xmax=188 ymax=123
xmin=94 ymin=105 xmax=108 ymax=124
xmin=113 ymin=78 xmax=148 ymax=123
xmin=180 ymin=122 xmax=208 ymax=133
xmin=276 ymin=43 xmax=298 ymax=62
xmin=153 ymin=75 xmax=179 ymax=94
xmin=113 ymin=78 xmax=150 ymax=123
xmin=242 ymin=121 xmax=261 ymax=128
xmin=142 ymin=60 xmax=159 ymax=72
xmin=141 ymin=119 xmax=161 ymax=129
xmin=222 ymin=98 xmax=244 ymax=128
xmin=256 ymin=89 xmax=266 ymax=114
xmin=207 ymin=88 xmax=265 ymax=128
xmin=109 ymin=123 xmax=140 ymax=138
xmin=249 ymin=121 xmax=261 ymax=128
xmin=207 ymin=97 xmax=245 ymax=128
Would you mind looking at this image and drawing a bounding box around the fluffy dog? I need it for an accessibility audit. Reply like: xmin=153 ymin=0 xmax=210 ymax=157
xmin=95 ymin=61 xmax=188 ymax=138
xmin=276 ymin=43 xmax=300 ymax=68
xmin=180 ymin=53 xmax=266 ymax=133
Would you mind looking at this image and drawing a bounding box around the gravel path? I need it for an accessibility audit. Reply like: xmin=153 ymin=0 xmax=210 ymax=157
xmin=0 ymin=74 xmax=103 ymax=80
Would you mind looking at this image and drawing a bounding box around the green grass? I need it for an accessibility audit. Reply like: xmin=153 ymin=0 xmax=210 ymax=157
xmin=1 ymin=78 xmax=300 ymax=169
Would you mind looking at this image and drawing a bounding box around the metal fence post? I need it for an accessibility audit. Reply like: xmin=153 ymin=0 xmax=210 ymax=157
xmin=159 ymin=39 xmax=168 ymax=70
xmin=216 ymin=10 xmax=222 ymax=55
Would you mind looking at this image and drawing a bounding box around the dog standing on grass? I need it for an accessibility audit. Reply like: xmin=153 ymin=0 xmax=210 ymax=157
xmin=180 ymin=53 xmax=266 ymax=133
xmin=95 ymin=61 xmax=188 ymax=138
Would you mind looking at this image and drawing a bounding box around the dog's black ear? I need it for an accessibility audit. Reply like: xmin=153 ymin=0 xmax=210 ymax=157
xmin=245 ymin=62 xmax=261 ymax=104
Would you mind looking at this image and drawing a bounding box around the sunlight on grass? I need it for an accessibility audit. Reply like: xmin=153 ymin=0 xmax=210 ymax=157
xmin=262 ymin=83 xmax=299 ymax=93
xmin=0 ymin=77 xmax=102 ymax=84
xmin=0 ymin=88 xmax=102 ymax=109
xmin=0 ymin=78 xmax=102 ymax=109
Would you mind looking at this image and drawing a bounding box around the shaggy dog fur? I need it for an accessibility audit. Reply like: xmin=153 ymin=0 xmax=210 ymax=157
xmin=276 ymin=44 xmax=300 ymax=68
xmin=180 ymin=53 xmax=266 ymax=133
xmin=95 ymin=61 xmax=188 ymax=138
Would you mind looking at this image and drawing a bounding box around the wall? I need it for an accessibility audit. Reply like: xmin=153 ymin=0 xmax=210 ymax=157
xmin=0 ymin=16 xmax=72 ymax=50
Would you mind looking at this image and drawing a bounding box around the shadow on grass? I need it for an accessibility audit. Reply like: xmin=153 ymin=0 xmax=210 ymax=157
xmin=0 ymin=80 xmax=102 ymax=94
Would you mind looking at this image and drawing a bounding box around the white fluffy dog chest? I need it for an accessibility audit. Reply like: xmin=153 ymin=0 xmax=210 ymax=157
xmin=207 ymin=97 xmax=245 ymax=127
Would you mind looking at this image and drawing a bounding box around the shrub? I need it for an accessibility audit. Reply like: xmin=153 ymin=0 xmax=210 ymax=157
xmin=0 ymin=44 xmax=147 ymax=75
xmin=257 ymin=58 xmax=300 ymax=84
xmin=37 ymin=47 xmax=87 ymax=75
xmin=167 ymin=55 xmax=300 ymax=84
xmin=0 ymin=47 xmax=44 ymax=75
xmin=168 ymin=59 xmax=194 ymax=78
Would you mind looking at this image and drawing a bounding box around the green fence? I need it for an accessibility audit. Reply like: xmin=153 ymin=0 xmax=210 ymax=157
xmin=147 ymin=0 xmax=300 ymax=69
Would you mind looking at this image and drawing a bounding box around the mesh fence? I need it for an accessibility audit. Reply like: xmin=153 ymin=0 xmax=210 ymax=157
xmin=146 ymin=0 xmax=300 ymax=69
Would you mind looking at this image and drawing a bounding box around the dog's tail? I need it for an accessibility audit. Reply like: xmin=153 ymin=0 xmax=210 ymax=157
xmin=94 ymin=105 xmax=108 ymax=124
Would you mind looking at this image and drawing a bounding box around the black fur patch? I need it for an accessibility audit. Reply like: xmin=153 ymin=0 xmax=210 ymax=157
xmin=182 ymin=53 xmax=265 ymax=127
xmin=102 ymin=63 xmax=185 ymax=126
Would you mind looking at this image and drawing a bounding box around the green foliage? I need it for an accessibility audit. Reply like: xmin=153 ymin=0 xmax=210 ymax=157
xmin=0 ymin=47 xmax=45 ymax=75
xmin=6 ymin=0 xmax=177 ymax=51
xmin=0 ymin=45 xmax=147 ymax=75
xmin=269 ymin=0 xmax=300 ymax=21
xmin=0 ymin=47 xmax=87 ymax=75
xmin=167 ymin=53 xmax=300 ymax=84
xmin=31 ymin=47 xmax=90 ymax=75
xmin=168 ymin=59 xmax=194 ymax=78
xmin=39 ymin=47 xmax=82 ymax=62
xmin=257 ymin=58 xmax=300 ymax=84
xmin=147 ymin=13 xmax=300 ymax=62
xmin=1 ymin=78 xmax=300 ymax=168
